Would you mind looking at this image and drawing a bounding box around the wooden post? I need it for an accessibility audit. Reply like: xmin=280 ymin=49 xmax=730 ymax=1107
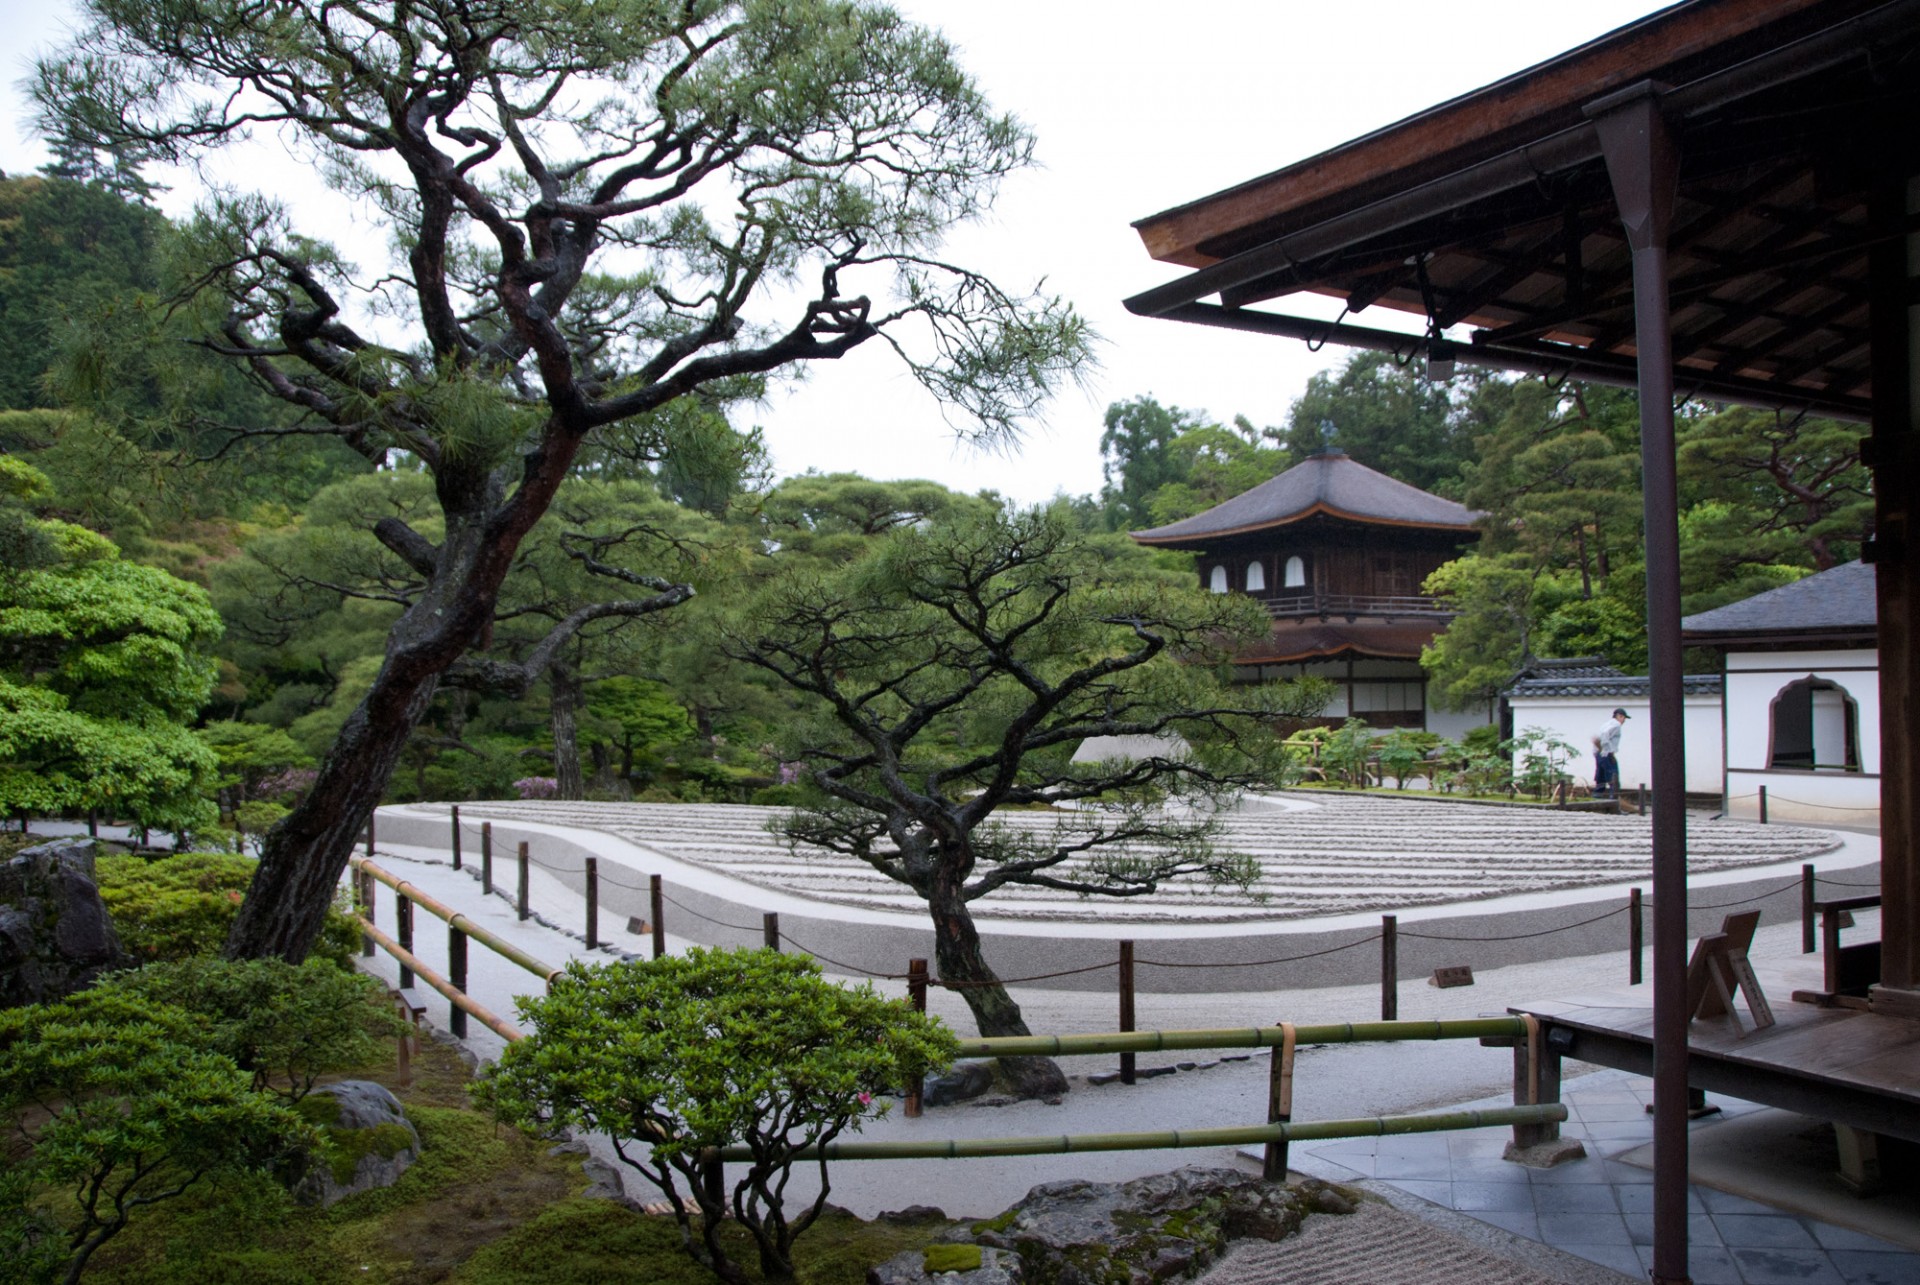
xmin=448 ymin=926 xmax=468 ymax=1038
xmin=650 ymin=874 xmax=666 ymax=959
xmin=396 ymin=893 xmax=414 ymax=989
xmin=1509 ymin=1015 xmax=1566 ymax=1149
xmin=516 ymin=841 xmax=530 ymax=921
xmin=1118 ymin=940 xmax=1137 ymax=1087
xmin=359 ymin=871 xmax=375 ymax=958
xmin=585 ymin=858 xmax=599 ymax=949
xmin=906 ymin=958 xmax=928 ymax=1118
xmin=366 ymin=816 xmax=375 ymax=858
xmin=1263 ymin=1023 xmax=1296 ymax=1179
xmin=1802 ymin=863 xmax=1817 ymax=954
xmin=763 ymin=911 xmax=780 ymax=951
xmin=1759 ymin=785 xmax=1769 ymax=825
xmin=450 ymin=805 xmax=462 ymax=871
xmin=1380 ymin=915 xmax=1398 ymax=1021
xmin=1639 ymin=782 xmax=1648 ymax=816
xmin=481 ymin=822 xmax=494 ymax=895
xmin=1630 ymin=887 xmax=1644 ymax=985
xmin=86 ymin=812 xmax=98 ymax=838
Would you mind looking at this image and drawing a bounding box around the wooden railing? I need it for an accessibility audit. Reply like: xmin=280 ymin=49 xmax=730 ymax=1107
xmin=1255 ymin=591 xmax=1448 ymax=617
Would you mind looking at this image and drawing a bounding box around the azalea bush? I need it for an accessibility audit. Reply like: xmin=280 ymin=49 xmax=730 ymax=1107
xmin=0 ymin=987 xmax=311 ymax=1284
xmin=96 ymin=957 xmax=405 ymax=1101
xmin=96 ymin=852 xmax=358 ymax=965
xmin=480 ymin=948 xmax=956 ymax=1285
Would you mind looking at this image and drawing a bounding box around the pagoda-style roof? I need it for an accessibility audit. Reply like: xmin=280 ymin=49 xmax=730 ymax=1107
xmin=1130 ymin=449 xmax=1477 ymax=547
xmin=1681 ymin=560 xmax=1877 ymax=646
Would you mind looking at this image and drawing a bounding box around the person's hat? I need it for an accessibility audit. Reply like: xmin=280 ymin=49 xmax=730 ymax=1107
xmin=1612 ymin=708 xmax=1630 ymax=719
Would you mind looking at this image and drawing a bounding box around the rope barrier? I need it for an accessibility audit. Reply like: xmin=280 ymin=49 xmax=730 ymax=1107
xmin=1401 ymin=903 xmax=1627 ymax=942
xmin=1137 ymin=934 xmax=1381 ymax=970
xmin=656 ymin=890 xmax=766 ymax=936
xmin=1687 ymin=875 xmax=1806 ymax=911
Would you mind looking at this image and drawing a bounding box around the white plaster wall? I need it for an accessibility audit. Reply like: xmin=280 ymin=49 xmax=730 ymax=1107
xmin=1503 ymin=694 xmax=1724 ymax=795
xmin=1427 ymin=703 xmax=1495 ymax=741
xmin=1722 ymin=650 xmax=1880 ymax=775
xmin=1720 ymin=647 xmax=1879 ymax=826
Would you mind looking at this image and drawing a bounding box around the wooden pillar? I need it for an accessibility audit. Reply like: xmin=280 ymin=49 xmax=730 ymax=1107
xmin=1868 ymin=165 xmax=1920 ymax=1009
xmin=516 ymin=842 xmax=530 ymax=921
xmin=448 ymin=926 xmax=469 ymax=1038
xmin=905 ymin=958 xmax=928 ymax=1118
xmin=1380 ymin=915 xmax=1397 ymax=1021
xmin=1117 ymin=941 xmax=1136 ymax=1086
xmin=585 ymin=858 xmax=599 ymax=949
xmin=763 ymin=912 xmax=780 ymax=952
xmin=1590 ymin=80 xmax=1689 ymax=1285
xmin=650 ymin=874 xmax=666 ymax=959
xmin=396 ymin=894 xmax=414 ymax=989
xmin=450 ymin=806 xmax=462 ymax=871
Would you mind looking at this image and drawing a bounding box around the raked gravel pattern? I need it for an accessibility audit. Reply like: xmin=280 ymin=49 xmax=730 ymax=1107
xmin=449 ymin=792 xmax=1839 ymax=924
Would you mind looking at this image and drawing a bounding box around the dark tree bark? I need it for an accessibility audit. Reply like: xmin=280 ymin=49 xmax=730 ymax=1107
xmin=550 ymin=657 xmax=585 ymax=801
xmin=927 ymin=864 xmax=1068 ymax=1098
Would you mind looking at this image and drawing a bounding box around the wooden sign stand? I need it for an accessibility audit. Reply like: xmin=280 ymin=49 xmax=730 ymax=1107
xmin=1685 ymin=910 xmax=1774 ymax=1035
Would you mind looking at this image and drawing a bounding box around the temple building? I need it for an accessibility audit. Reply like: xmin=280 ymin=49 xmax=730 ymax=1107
xmin=1129 ymin=447 xmax=1489 ymax=736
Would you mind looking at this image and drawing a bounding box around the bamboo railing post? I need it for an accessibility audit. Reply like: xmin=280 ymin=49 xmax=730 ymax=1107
xmin=448 ymin=926 xmax=468 ymax=1038
xmin=396 ymin=893 xmax=415 ymax=989
xmin=1118 ymin=941 xmax=1137 ymax=1086
xmin=1759 ymin=785 xmax=1769 ymax=824
xmin=359 ymin=870 xmax=376 ymax=958
xmin=763 ymin=911 xmax=780 ymax=952
xmin=1802 ymin=862 xmax=1816 ymax=954
xmin=1509 ymin=1015 xmax=1566 ymax=1151
xmin=450 ymin=805 xmax=462 ymax=871
xmin=585 ymin=858 xmax=599 ymax=949
xmin=481 ymin=822 xmax=494 ymax=895
xmin=516 ymin=842 xmax=530 ymax=921
xmin=1630 ymin=887 xmax=1644 ymax=985
xmin=1263 ymin=1023 xmax=1296 ymax=1179
xmin=1380 ymin=915 xmax=1398 ymax=1021
xmin=905 ymin=958 xmax=928 ymax=1118
xmin=650 ymin=874 xmax=666 ymax=959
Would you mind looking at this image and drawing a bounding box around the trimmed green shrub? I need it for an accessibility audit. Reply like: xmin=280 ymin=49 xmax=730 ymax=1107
xmin=480 ymin=948 xmax=957 ymax=1285
xmin=95 ymin=852 xmax=358 ymax=965
xmin=97 ymin=957 xmax=407 ymax=1101
xmin=0 ymin=988 xmax=311 ymax=1284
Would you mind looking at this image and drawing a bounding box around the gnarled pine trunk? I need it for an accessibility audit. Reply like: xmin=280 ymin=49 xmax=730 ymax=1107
xmin=549 ymin=657 xmax=585 ymax=801
xmin=927 ymin=867 xmax=1069 ymax=1098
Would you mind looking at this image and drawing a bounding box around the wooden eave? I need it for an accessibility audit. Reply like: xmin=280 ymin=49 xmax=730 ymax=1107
xmin=1130 ymin=501 xmax=1478 ymax=547
xmin=1124 ymin=0 xmax=1920 ymax=422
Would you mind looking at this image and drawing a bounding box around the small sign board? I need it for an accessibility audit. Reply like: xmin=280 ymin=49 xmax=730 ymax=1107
xmin=1429 ymin=965 xmax=1475 ymax=989
xmin=626 ymin=916 xmax=652 ymax=935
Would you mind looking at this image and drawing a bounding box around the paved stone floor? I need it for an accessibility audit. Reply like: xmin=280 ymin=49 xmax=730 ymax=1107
xmin=1293 ymin=1071 xmax=1920 ymax=1285
xmin=450 ymin=794 xmax=1839 ymax=922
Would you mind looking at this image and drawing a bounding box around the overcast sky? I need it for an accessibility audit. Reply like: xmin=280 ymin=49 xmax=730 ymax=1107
xmin=0 ymin=1 xmax=1669 ymax=504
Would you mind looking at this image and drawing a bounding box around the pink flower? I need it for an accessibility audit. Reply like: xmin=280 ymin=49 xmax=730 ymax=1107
xmin=857 ymin=1092 xmax=872 ymax=1106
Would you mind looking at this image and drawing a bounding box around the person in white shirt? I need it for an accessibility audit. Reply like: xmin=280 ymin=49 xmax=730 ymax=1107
xmin=1593 ymin=708 xmax=1628 ymax=798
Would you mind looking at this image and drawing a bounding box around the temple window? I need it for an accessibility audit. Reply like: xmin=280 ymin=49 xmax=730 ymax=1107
xmin=1208 ymin=565 xmax=1228 ymax=593
xmin=1284 ymin=555 xmax=1306 ymax=588
xmin=1768 ymin=677 xmax=1859 ymax=770
xmin=1246 ymin=561 xmax=1266 ymax=592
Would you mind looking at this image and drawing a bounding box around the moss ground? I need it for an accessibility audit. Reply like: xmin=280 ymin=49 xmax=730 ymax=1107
xmin=77 ymin=1036 xmax=949 ymax=1284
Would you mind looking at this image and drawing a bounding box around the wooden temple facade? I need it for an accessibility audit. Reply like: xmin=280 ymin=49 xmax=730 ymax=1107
xmin=1129 ymin=448 xmax=1486 ymax=733
xmin=1123 ymin=2 xmax=1920 ymax=1281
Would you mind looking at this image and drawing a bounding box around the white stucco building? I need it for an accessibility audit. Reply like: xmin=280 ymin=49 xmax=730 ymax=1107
xmin=1683 ymin=561 xmax=1879 ymax=828
xmin=1502 ymin=658 xmax=1725 ymax=797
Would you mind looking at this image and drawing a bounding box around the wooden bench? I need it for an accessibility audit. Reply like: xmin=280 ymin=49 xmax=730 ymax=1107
xmin=1791 ymin=894 xmax=1883 ymax=1009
